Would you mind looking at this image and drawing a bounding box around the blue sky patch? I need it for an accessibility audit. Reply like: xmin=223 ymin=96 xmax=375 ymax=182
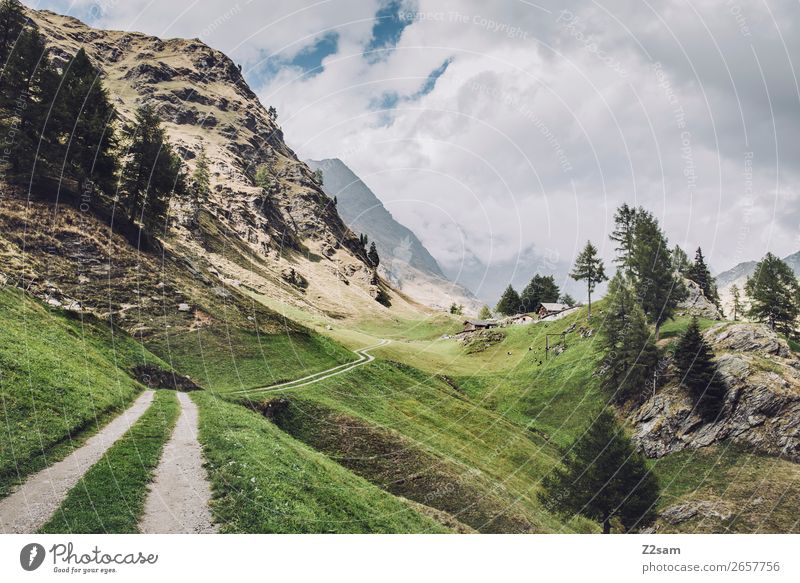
xmin=364 ymin=0 xmax=415 ymax=62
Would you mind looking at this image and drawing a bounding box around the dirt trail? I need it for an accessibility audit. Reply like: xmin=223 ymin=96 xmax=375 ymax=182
xmin=0 ymin=390 xmax=155 ymax=534
xmin=233 ymin=339 xmax=390 ymax=396
xmin=139 ymin=391 xmax=216 ymax=533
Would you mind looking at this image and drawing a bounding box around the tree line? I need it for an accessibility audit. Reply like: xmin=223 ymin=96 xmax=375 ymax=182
xmin=0 ymin=0 xmax=186 ymax=243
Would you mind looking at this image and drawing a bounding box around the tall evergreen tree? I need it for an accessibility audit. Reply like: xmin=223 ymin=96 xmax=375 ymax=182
xmin=610 ymin=203 xmax=638 ymax=275
xmin=673 ymin=317 xmax=726 ymax=421
xmin=598 ymin=274 xmax=659 ymax=404
xmin=0 ymin=0 xmax=26 ymax=76
xmin=520 ymin=274 xmax=560 ymax=312
xmin=569 ymin=240 xmax=607 ymax=319
xmin=478 ymin=305 xmax=492 ymax=320
xmin=367 ymin=241 xmax=380 ymax=267
xmin=120 ymin=104 xmax=185 ymax=235
xmin=5 ymin=25 xmax=58 ymax=181
xmin=687 ymin=247 xmax=720 ymax=308
xmin=629 ymin=209 xmax=685 ymax=339
xmin=671 ymin=244 xmax=690 ymax=275
xmin=539 ymin=409 xmax=660 ymax=534
xmin=744 ymin=253 xmax=800 ymax=337
xmin=730 ymin=284 xmax=741 ymax=321
xmin=496 ymin=284 xmax=522 ymax=316
xmin=52 ymin=48 xmax=117 ymax=193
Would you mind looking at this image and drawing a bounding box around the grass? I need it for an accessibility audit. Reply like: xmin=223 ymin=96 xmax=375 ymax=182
xmin=147 ymin=325 xmax=354 ymax=393
xmin=40 ymin=390 xmax=180 ymax=533
xmin=192 ymin=392 xmax=450 ymax=533
xmin=235 ymin=358 xmax=596 ymax=533
xmin=652 ymin=444 xmax=800 ymax=533
xmin=0 ymin=287 xmax=168 ymax=497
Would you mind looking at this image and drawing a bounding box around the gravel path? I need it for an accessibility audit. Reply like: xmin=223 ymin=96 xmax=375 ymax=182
xmin=0 ymin=390 xmax=155 ymax=534
xmin=139 ymin=391 xmax=216 ymax=533
xmin=233 ymin=339 xmax=390 ymax=396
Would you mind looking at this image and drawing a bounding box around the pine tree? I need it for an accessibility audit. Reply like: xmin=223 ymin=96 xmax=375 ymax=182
xmin=0 ymin=0 xmax=26 ymax=99
xmin=5 ymin=25 xmax=59 ymax=181
xmin=598 ymin=274 xmax=659 ymax=404
xmin=687 ymin=247 xmax=720 ymax=308
xmin=367 ymin=242 xmax=380 ymax=267
xmin=53 ymin=48 xmax=117 ymax=193
xmin=744 ymin=253 xmax=800 ymax=337
xmin=610 ymin=203 xmax=638 ymax=275
xmin=253 ymin=164 xmax=271 ymax=190
xmin=496 ymin=285 xmax=522 ymax=316
xmin=672 ymin=245 xmax=690 ymax=275
xmin=449 ymin=303 xmax=463 ymax=316
xmin=478 ymin=305 xmax=492 ymax=320
xmin=569 ymin=240 xmax=607 ymax=319
xmin=188 ymin=142 xmax=210 ymax=221
xmin=673 ymin=317 xmax=726 ymax=421
xmin=730 ymin=284 xmax=741 ymax=321
xmin=629 ymin=209 xmax=685 ymax=339
xmin=120 ymin=104 xmax=185 ymax=236
xmin=520 ymin=274 xmax=560 ymax=313
xmin=559 ymin=293 xmax=576 ymax=307
xmin=539 ymin=409 xmax=660 ymax=534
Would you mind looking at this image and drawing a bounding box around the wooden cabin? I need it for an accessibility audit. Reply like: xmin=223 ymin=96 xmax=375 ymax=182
xmin=462 ymin=319 xmax=498 ymax=332
xmin=537 ymin=303 xmax=570 ymax=319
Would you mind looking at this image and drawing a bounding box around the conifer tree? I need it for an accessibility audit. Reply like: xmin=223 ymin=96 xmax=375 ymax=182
xmin=478 ymin=305 xmax=492 ymax=320
xmin=53 ymin=48 xmax=117 ymax=193
xmin=539 ymin=409 xmax=660 ymax=534
xmin=496 ymin=284 xmax=522 ymax=316
xmin=610 ymin=203 xmax=638 ymax=275
xmin=559 ymin=293 xmax=576 ymax=307
xmin=672 ymin=245 xmax=690 ymax=275
xmin=520 ymin=274 xmax=559 ymax=313
xmin=687 ymin=247 xmax=720 ymax=308
xmin=628 ymin=209 xmax=685 ymax=339
xmin=598 ymin=273 xmax=659 ymax=404
xmin=744 ymin=253 xmax=800 ymax=337
xmin=120 ymin=104 xmax=185 ymax=236
xmin=569 ymin=240 xmax=607 ymax=319
xmin=673 ymin=317 xmax=726 ymax=421
xmin=367 ymin=241 xmax=380 ymax=267
xmin=730 ymin=284 xmax=741 ymax=321
xmin=5 ymin=25 xmax=58 ymax=180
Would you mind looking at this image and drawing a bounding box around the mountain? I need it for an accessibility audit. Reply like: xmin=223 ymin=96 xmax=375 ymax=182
xmin=306 ymin=158 xmax=481 ymax=313
xmin=1 ymin=8 xmax=430 ymax=336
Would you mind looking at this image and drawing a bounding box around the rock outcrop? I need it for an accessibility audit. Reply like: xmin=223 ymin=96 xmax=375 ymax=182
xmin=632 ymin=322 xmax=800 ymax=461
xmin=676 ymin=278 xmax=723 ymax=320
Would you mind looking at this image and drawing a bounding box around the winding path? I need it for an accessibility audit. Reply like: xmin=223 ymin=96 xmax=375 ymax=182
xmin=139 ymin=391 xmax=216 ymax=534
xmin=0 ymin=390 xmax=155 ymax=534
xmin=232 ymin=338 xmax=390 ymax=396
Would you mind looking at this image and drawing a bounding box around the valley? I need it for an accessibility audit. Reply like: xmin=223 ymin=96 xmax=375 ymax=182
xmin=1 ymin=2 xmax=799 ymax=538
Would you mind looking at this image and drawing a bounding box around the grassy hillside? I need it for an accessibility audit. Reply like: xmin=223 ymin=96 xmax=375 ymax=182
xmin=0 ymin=287 xmax=166 ymax=496
xmin=147 ymin=326 xmax=354 ymax=393
xmin=193 ymin=392 xmax=450 ymax=533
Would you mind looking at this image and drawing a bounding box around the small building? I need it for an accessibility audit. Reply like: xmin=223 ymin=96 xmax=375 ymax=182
xmin=462 ymin=319 xmax=498 ymax=332
xmin=537 ymin=303 xmax=570 ymax=319
xmin=508 ymin=313 xmax=534 ymax=325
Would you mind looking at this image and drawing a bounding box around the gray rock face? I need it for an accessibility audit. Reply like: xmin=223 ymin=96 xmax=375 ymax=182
xmin=631 ymin=322 xmax=800 ymax=461
xmin=676 ymin=277 xmax=722 ymax=320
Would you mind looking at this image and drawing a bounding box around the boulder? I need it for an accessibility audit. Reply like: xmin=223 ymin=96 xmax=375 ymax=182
xmin=676 ymin=277 xmax=722 ymax=319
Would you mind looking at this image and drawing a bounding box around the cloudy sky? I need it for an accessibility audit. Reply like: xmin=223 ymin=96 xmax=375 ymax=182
xmin=26 ymin=0 xmax=800 ymax=299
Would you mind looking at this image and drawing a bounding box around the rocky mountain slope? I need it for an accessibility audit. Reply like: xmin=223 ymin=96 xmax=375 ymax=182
xmin=632 ymin=322 xmax=800 ymax=461
xmin=306 ymin=158 xmax=480 ymax=312
xmin=0 ymin=8 xmax=430 ymax=336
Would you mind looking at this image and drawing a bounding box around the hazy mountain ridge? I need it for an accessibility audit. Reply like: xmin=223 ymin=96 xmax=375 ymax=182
xmin=306 ymin=158 xmax=481 ymax=312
